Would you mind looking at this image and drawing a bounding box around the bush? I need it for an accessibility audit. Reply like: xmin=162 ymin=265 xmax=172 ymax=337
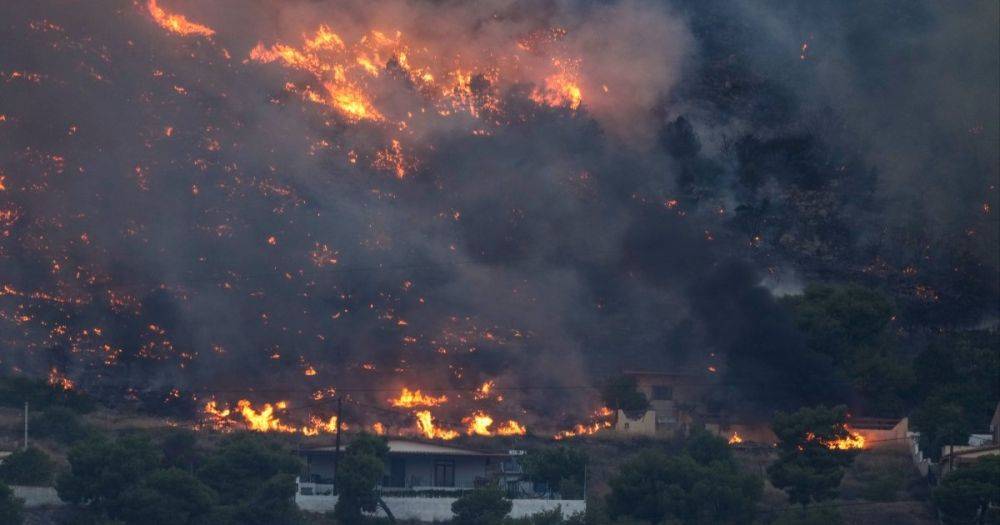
xmin=31 ymin=406 xmax=91 ymax=444
xmin=0 ymin=375 xmax=95 ymax=413
xmin=0 ymin=447 xmax=55 ymax=486
xmin=769 ymin=506 xmax=843 ymax=525
xmin=521 ymin=447 xmax=587 ymax=498
xmin=0 ymin=482 xmax=24 ymax=525
xmin=452 ymin=487 xmax=512 ymax=525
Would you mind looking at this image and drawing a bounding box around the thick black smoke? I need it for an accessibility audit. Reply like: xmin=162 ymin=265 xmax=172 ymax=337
xmin=0 ymin=0 xmax=995 ymax=430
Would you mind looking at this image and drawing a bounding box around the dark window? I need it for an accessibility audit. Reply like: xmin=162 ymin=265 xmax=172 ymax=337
xmin=387 ymin=457 xmax=406 ymax=487
xmin=652 ymin=386 xmax=673 ymax=400
xmin=434 ymin=460 xmax=455 ymax=487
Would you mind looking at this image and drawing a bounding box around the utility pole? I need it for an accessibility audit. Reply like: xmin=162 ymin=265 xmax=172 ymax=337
xmin=23 ymin=402 xmax=28 ymax=450
xmin=333 ymin=396 xmax=343 ymax=493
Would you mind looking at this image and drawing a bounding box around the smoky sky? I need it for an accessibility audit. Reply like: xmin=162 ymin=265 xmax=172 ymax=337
xmin=0 ymin=0 xmax=995 ymax=427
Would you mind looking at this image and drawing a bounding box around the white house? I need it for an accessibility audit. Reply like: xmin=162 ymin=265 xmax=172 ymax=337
xmin=295 ymin=439 xmax=586 ymax=520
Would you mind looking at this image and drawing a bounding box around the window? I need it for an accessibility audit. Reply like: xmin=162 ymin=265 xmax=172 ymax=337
xmin=651 ymin=386 xmax=673 ymax=400
xmin=434 ymin=460 xmax=455 ymax=487
xmin=387 ymin=457 xmax=406 ymax=487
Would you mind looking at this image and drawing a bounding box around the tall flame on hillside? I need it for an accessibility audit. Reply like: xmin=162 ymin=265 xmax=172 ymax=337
xmin=147 ymin=0 xmax=215 ymax=37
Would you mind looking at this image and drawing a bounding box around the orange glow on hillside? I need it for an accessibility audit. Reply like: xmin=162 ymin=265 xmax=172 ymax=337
xmin=147 ymin=0 xmax=215 ymax=37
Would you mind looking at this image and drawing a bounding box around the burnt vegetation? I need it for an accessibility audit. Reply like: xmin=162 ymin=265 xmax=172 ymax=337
xmin=0 ymin=0 xmax=996 ymax=523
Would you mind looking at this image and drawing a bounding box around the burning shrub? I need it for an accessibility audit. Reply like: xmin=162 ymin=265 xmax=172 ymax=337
xmin=767 ymin=405 xmax=860 ymax=506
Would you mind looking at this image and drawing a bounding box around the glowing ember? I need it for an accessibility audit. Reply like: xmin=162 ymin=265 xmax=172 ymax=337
xmin=47 ymin=367 xmax=74 ymax=391
xmin=553 ymin=407 xmax=613 ymax=440
xmin=389 ymin=387 xmax=448 ymax=408
xmin=473 ymin=380 xmax=495 ymax=400
xmin=728 ymin=432 xmax=743 ymax=445
xmin=147 ymin=0 xmax=215 ymax=37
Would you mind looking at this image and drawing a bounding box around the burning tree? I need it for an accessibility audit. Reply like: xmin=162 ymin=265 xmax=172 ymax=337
xmin=767 ymin=405 xmax=861 ymax=507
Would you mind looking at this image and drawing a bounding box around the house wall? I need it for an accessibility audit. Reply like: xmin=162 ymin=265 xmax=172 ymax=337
xmin=614 ymin=409 xmax=657 ymax=436
xmin=303 ymin=452 xmax=490 ymax=488
xmin=295 ymin=494 xmax=585 ymax=519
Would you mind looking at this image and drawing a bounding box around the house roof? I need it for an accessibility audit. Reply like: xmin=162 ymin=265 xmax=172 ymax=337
xmin=302 ymin=439 xmax=509 ymax=457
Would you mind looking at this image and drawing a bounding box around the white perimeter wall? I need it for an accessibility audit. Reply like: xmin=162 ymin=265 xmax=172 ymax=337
xmin=296 ymin=494 xmax=585 ymax=520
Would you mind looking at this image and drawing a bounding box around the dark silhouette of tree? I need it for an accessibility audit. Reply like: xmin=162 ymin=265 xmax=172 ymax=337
xmin=933 ymin=456 xmax=1000 ymax=525
xmin=767 ymin=405 xmax=858 ymax=506
xmin=333 ymin=432 xmax=389 ymax=523
xmin=600 ymin=375 xmax=649 ymax=414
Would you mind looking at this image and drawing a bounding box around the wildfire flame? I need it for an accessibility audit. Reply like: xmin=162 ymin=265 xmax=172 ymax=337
xmin=553 ymin=407 xmax=613 ymax=440
xmin=202 ymin=399 xmax=344 ymax=436
xmin=414 ymin=410 xmax=459 ymax=440
xmin=728 ymin=432 xmax=744 ymax=445
xmin=462 ymin=411 xmax=527 ymax=436
xmin=147 ymin=0 xmax=215 ymax=37
xmin=803 ymin=426 xmax=866 ymax=450
xmin=389 ymin=387 xmax=448 ymax=408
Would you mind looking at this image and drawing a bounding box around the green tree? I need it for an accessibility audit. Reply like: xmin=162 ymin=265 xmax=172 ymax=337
xmin=767 ymin=405 xmax=857 ymax=506
xmin=521 ymin=447 xmax=587 ymax=498
xmin=769 ymin=505 xmax=843 ymax=525
xmin=0 ymin=482 xmax=24 ymax=525
xmin=911 ymin=329 xmax=1000 ymax=459
xmin=784 ymin=284 xmax=913 ymax=415
xmin=600 ymin=375 xmax=649 ymax=413
xmin=116 ymin=468 xmax=217 ymax=525
xmin=0 ymin=375 xmax=95 ymax=413
xmin=607 ymin=449 xmax=760 ymax=524
xmin=933 ymin=456 xmax=1000 ymax=525
xmin=0 ymin=447 xmax=55 ymax=486
xmin=334 ymin=433 xmax=389 ymax=523
xmin=235 ymin=473 xmax=300 ymax=525
xmin=160 ymin=429 xmax=199 ymax=471
xmin=452 ymin=487 xmax=512 ymax=525
xmin=57 ymin=435 xmax=160 ymax=515
xmin=910 ymin=391 xmax=976 ymax=461
xmin=197 ymin=434 xmax=301 ymax=505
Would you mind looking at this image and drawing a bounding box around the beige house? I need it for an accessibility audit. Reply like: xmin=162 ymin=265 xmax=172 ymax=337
xmin=614 ymin=370 xmax=711 ymax=437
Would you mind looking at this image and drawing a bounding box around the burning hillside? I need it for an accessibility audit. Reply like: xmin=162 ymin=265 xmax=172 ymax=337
xmin=1 ymin=0 xmax=996 ymax=441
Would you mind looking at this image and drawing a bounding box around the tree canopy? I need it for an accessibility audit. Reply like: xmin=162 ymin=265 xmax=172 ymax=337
xmin=767 ymin=405 xmax=858 ymax=506
xmin=607 ymin=434 xmax=761 ymax=525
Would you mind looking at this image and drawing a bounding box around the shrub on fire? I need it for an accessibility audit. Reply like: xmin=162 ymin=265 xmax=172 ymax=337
xmin=767 ymin=405 xmax=859 ymax=507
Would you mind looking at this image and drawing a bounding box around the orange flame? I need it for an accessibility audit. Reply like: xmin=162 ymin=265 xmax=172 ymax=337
xmin=147 ymin=0 xmax=215 ymax=37
xmin=804 ymin=426 xmax=866 ymax=450
xmin=390 ymin=387 xmax=448 ymax=408
xmin=414 ymin=410 xmax=459 ymax=440
xmin=553 ymin=407 xmax=613 ymax=440
xmin=462 ymin=411 xmax=527 ymax=436
xmin=202 ymin=399 xmax=344 ymax=436
xmin=728 ymin=432 xmax=744 ymax=445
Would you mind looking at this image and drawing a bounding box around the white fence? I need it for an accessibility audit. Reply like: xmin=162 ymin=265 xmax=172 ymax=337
xmin=12 ymin=486 xmax=64 ymax=507
xmin=296 ymin=494 xmax=586 ymax=520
